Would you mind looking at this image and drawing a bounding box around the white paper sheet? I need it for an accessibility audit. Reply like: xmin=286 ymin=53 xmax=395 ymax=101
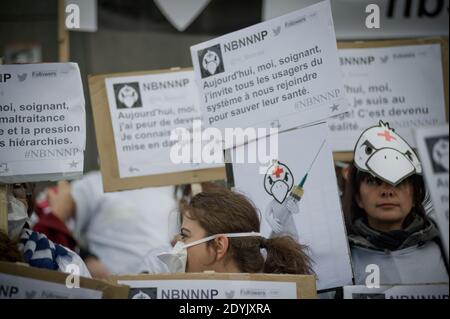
xmin=190 ymin=0 xmax=348 ymax=147
xmin=0 ymin=63 xmax=85 ymax=183
xmin=229 ymin=123 xmax=353 ymax=290
xmin=105 ymin=70 xmax=223 ymax=178
xmin=329 ymin=44 xmax=447 ymax=151
xmin=119 ymin=279 xmax=297 ymax=299
xmin=344 ymin=284 xmax=449 ymax=299
xmin=414 ymin=125 xmax=449 ymax=264
xmin=0 ymin=273 xmax=102 ymax=299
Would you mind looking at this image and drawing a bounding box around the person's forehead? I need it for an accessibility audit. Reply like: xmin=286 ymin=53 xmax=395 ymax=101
xmin=181 ymin=213 xmax=199 ymax=229
xmin=181 ymin=213 xmax=207 ymax=235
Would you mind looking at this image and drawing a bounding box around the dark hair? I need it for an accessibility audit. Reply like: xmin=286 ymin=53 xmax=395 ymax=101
xmin=182 ymin=187 xmax=314 ymax=275
xmin=342 ymin=164 xmax=427 ymax=234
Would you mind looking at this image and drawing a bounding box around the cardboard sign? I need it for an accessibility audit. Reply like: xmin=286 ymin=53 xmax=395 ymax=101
xmin=227 ymin=123 xmax=353 ymax=290
xmin=0 ymin=63 xmax=86 ymax=183
xmin=329 ymin=38 xmax=449 ymax=153
xmin=190 ymin=0 xmax=348 ymax=146
xmin=88 ymin=68 xmax=226 ymax=192
xmin=414 ymin=124 xmax=449 ymax=264
xmin=109 ymin=273 xmax=317 ymax=299
xmin=0 ymin=261 xmax=129 ymax=299
xmin=344 ymin=284 xmax=449 ymax=299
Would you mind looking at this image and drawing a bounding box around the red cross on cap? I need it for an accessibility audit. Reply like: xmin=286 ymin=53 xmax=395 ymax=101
xmin=377 ymin=130 xmax=397 ymax=142
xmin=272 ymin=166 xmax=284 ymax=178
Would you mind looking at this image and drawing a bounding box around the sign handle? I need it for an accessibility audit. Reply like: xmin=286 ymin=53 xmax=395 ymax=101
xmin=58 ymin=0 xmax=70 ymax=62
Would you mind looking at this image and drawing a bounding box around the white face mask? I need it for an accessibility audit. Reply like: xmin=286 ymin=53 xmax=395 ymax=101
xmin=7 ymin=195 xmax=29 ymax=240
xmin=157 ymin=232 xmax=262 ymax=273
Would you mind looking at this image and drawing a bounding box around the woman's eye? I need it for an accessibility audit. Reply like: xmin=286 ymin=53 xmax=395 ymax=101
xmin=284 ymin=173 xmax=289 ymax=182
xmin=268 ymin=176 xmax=273 ymax=185
xmin=366 ymin=177 xmax=379 ymax=186
xmin=365 ymin=146 xmax=373 ymax=155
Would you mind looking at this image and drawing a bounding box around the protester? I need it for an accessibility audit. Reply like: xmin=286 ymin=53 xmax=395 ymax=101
xmin=42 ymin=171 xmax=177 ymax=276
xmin=342 ymin=121 xmax=448 ymax=285
xmin=1 ymin=183 xmax=90 ymax=277
xmin=156 ymin=187 xmax=314 ymax=275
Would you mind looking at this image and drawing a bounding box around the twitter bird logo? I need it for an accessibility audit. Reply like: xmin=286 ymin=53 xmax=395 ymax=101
xmin=225 ymin=290 xmax=235 ymax=299
xmin=273 ymin=26 xmax=281 ymax=36
xmin=18 ymin=73 xmax=27 ymax=82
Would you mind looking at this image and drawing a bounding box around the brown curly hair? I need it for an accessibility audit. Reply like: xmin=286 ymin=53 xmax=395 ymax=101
xmin=182 ymin=187 xmax=314 ymax=275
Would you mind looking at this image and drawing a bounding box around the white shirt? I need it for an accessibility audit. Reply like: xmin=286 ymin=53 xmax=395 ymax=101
xmin=71 ymin=171 xmax=177 ymax=275
xmin=56 ymin=247 xmax=92 ymax=278
xmin=351 ymin=241 xmax=449 ymax=285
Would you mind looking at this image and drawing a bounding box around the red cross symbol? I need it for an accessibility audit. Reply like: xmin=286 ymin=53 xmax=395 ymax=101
xmin=377 ymin=130 xmax=396 ymax=142
xmin=272 ymin=166 xmax=284 ymax=178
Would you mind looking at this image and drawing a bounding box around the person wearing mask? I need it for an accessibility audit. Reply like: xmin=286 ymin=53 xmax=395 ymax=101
xmin=155 ymin=187 xmax=314 ymax=275
xmin=1 ymin=183 xmax=90 ymax=277
xmin=342 ymin=121 xmax=448 ymax=285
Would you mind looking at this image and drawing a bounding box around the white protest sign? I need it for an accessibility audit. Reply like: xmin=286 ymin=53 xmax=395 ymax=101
xmin=0 ymin=63 xmax=85 ymax=183
xmin=105 ymin=69 xmax=223 ymax=179
xmin=414 ymin=125 xmax=449 ymax=264
xmin=0 ymin=273 xmax=102 ymax=299
xmin=344 ymin=284 xmax=449 ymax=299
xmin=228 ymin=123 xmax=353 ymax=290
xmin=329 ymin=43 xmax=447 ymax=151
xmin=190 ymin=0 xmax=348 ymax=147
xmin=119 ymin=279 xmax=297 ymax=299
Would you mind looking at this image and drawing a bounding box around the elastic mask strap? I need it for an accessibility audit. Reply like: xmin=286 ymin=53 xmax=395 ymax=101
xmin=183 ymin=232 xmax=262 ymax=249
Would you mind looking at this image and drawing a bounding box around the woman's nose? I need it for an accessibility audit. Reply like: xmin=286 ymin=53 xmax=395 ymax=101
xmin=380 ymin=182 xmax=395 ymax=197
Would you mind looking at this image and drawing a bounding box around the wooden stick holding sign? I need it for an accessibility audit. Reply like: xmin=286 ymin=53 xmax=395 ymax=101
xmin=88 ymin=68 xmax=225 ymax=192
xmin=58 ymin=0 xmax=70 ymax=62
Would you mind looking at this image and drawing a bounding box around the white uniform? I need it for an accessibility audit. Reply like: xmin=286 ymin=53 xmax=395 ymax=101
xmin=349 ymin=216 xmax=449 ymax=285
xmin=71 ymin=171 xmax=177 ymax=274
xmin=352 ymin=242 xmax=449 ymax=285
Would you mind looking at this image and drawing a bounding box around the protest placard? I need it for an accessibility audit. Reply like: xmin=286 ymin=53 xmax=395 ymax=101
xmin=0 ymin=63 xmax=85 ymax=183
xmin=190 ymin=0 xmax=348 ymax=147
xmin=0 ymin=261 xmax=129 ymax=299
xmin=109 ymin=273 xmax=317 ymax=299
xmin=227 ymin=122 xmax=353 ymax=290
xmin=414 ymin=124 xmax=449 ymax=264
xmin=344 ymin=284 xmax=449 ymax=299
xmin=88 ymin=68 xmax=226 ymax=192
xmin=330 ymin=38 xmax=448 ymax=155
